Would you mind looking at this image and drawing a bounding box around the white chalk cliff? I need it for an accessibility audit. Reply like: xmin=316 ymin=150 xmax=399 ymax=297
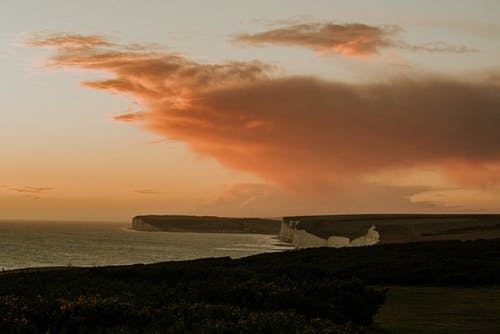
xmin=132 ymin=217 xmax=161 ymax=231
xmin=279 ymin=220 xmax=379 ymax=249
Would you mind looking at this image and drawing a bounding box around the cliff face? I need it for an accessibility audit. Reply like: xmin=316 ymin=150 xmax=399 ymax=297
xmin=278 ymin=220 xmax=299 ymax=243
xmin=350 ymin=226 xmax=380 ymax=247
xmin=293 ymin=229 xmax=328 ymax=249
xmin=279 ymin=220 xmax=380 ymax=249
xmin=132 ymin=217 xmax=161 ymax=231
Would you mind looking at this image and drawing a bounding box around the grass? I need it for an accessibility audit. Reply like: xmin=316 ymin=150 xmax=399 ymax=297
xmin=374 ymin=286 xmax=500 ymax=334
xmin=1 ymin=238 xmax=499 ymax=332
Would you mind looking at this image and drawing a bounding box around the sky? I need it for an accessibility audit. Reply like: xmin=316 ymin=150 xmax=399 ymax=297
xmin=1 ymin=0 xmax=500 ymax=221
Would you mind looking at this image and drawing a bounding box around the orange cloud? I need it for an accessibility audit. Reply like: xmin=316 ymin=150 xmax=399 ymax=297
xmin=441 ymin=161 xmax=500 ymax=189
xmin=132 ymin=189 xmax=162 ymax=195
xmin=26 ymin=33 xmax=112 ymax=49
xmin=201 ymin=182 xmax=436 ymax=217
xmin=209 ymin=183 xmax=273 ymax=209
xmin=233 ymin=22 xmax=477 ymax=57
xmin=9 ymin=186 xmax=53 ymax=193
xmin=28 ymin=34 xmax=500 ymax=192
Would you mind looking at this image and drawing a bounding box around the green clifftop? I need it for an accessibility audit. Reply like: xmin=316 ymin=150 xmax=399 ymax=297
xmin=283 ymin=214 xmax=500 ymax=243
xmin=132 ymin=215 xmax=281 ymax=234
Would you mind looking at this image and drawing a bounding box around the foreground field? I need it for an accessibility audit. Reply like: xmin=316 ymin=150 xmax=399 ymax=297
xmin=1 ymin=239 xmax=499 ymax=333
xmin=375 ymin=286 xmax=500 ymax=334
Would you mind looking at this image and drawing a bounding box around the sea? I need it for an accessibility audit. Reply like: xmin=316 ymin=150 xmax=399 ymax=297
xmin=0 ymin=221 xmax=292 ymax=271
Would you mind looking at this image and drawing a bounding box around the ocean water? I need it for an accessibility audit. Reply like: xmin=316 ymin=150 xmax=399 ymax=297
xmin=0 ymin=221 xmax=292 ymax=270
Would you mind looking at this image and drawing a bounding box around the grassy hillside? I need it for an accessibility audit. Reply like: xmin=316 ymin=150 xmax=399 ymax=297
xmin=284 ymin=214 xmax=500 ymax=243
xmin=1 ymin=239 xmax=499 ymax=332
xmin=238 ymin=238 xmax=500 ymax=286
xmin=375 ymin=286 xmax=500 ymax=334
xmin=133 ymin=215 xmax=281 ymax=234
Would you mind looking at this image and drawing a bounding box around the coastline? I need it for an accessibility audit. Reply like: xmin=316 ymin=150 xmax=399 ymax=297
xmin=1 ymin=238 xmax=499 ymax=333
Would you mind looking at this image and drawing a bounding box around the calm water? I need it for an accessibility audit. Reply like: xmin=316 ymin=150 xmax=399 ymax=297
xmin=0 ymin=221 xmax=292 ymax=270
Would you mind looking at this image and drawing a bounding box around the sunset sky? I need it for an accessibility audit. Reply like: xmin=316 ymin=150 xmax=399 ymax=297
xmin=1 ymin=0 xmax=500 ymax=221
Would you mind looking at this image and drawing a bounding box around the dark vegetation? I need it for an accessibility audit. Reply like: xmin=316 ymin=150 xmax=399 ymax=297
xmin=1 ymin=238 xmax=499 ymax=333
xmin=0 ymin=258 xmax=383 ymax=333
xmin=374 ymin=286 xmax=500 ymax=334
xmin=420 ymin=223 xmax=500 ymax=236
xmin=239 ymin=238 xmax=500 ymax=286
xmin=133 ymin=215 xmax=281 ymax=234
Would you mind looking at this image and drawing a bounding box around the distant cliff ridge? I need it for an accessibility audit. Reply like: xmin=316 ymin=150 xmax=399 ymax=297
xmin=132 ymin=215 xmax=281 ymax=234
xmin=131 ymin=214 xmax=500 ymax=250
xmin=281 ymin=214 xmax=500 ymax=248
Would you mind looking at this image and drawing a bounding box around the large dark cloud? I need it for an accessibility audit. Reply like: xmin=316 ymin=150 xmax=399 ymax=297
xmin=28 ymin=33 xmax=500 ymax=190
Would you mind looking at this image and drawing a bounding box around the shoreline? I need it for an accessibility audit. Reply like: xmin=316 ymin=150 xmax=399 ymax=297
xmin=0 ymin=235 xmax=294 ymax=273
